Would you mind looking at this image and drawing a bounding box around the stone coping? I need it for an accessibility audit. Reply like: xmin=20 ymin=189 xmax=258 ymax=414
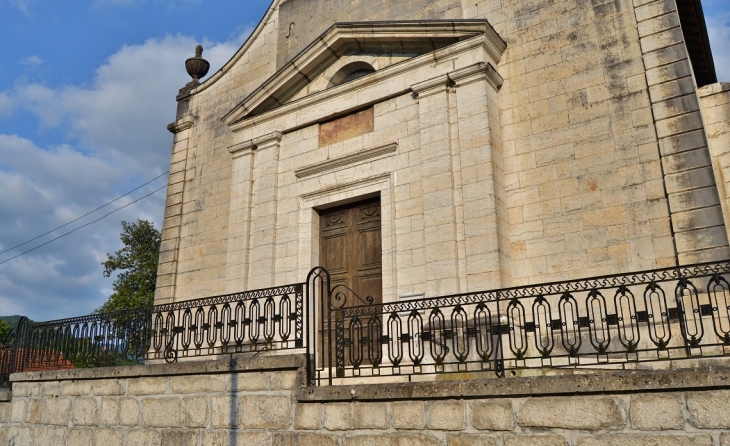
xmin=0 ymin=389 xmax=9 ymax=402
xmin=10 ymin=354 xmax=305 ymax=383
xmin=7 ymin=353 xmax=730 ymax=405
xmin=298 ymin=366 xmax=730 ymax=402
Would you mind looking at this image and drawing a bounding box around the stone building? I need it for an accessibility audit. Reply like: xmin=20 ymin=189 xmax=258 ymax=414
xmin=156 ymin=0 xmax=728 ymax=306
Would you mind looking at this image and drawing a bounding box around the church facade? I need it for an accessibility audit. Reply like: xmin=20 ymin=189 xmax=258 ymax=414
xmin=156 ymin=0 xmax=729 ymax=306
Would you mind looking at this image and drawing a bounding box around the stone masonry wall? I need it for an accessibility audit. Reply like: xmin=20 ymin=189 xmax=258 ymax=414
xmin=699 ymin=83 xmax=730 ymax=250
xmin=3 ymin=356 xmax=730 ymax=445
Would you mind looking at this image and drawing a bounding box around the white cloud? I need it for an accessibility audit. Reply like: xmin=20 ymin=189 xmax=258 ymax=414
xmin=0 ymin=92 xmax=14 ymax=117
xmin=0 ymin=30 xmax=249 ymax=320
xmin=5 ymin=0 xmax=35 ymax=13
xmin=19 ymin=55 xmax=43 ymax=66
xmin=12 ymin=33 xmax=246 ymax=172
xmin=707 ymin=12 xmax=730 ymax=82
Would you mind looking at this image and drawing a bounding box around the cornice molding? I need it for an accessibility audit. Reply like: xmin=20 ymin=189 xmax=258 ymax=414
xmin=228 ymin=34 xmax=504 ymax=135
xmin=225 ymin=20 xmax=506 ymax=130
xmin=228 ymin=131 xmax=283 ymax=158
xmin=167 ymin=118 xmax=194 ymax=134
xmin=294 ymin=142 xmax=398 ymax=179
xmin=448 ymin=62 xmax=504 ymax=91
xmin=300 ymin=173 xmax=392 ymax=201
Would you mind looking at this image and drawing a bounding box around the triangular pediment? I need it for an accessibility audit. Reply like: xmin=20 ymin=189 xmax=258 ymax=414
xmin=223 ymin=20 xmax=504 ymax=127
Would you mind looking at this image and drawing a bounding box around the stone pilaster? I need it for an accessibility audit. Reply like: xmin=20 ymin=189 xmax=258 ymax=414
xmin=451 ymin=63 xmax=508 ymax=291
xmin=225 ymin=140 xmax=256 ymax=292
xmin=246 ymin=131 xmax=284 ymax=288
xmin=412 ymin=75 xmax=461 ymax=297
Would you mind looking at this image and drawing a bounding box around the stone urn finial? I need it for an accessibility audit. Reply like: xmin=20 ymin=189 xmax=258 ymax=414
xmin=185 ymin=45 xmax=210 ymax=84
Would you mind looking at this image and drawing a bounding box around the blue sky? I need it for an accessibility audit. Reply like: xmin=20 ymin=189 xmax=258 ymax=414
xmin=0 ymin=0 xmax=729 ymax=321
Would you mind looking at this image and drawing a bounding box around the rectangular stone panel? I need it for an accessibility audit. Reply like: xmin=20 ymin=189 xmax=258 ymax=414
xmin=319 ymin=107 xmax=374 ymax=147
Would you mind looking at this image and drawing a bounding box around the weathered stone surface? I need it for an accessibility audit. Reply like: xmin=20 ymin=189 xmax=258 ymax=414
xmin=353 ymin=402 xmax=388 ymax=429
xmin=295 ymin=403 xmax=322 ymax=429
xmin=273 ymin=432 xmax=339 ymax=446
xmin=518 ymin=396 xmax=624 ymax=429
xmin=72 ymin=397 xmax=99 ymax=426
xmin=161 ymin=429 xmax=199 ymax=446
xmin=345 ymin=434 xmax=442 ymax=446
xmin=270 ymin=371 xmax=301 ymax=390
xmin=62 ymin=380 xmax=93 ymax=396
xmin=630 ymin=394 xmax=684 ymax=430
xmin=67 ymin=428 xmax=93 ymax=446
xmin=428 ymin=401 xmax=465 ymax=430
xmin=12 ymin=382 xmax=40 ymax=397
xmin=128 ymin=377 xmax=168 ymax=395
xmin=0 ymin=402 xmax=9 ymax=423
xmin=170 ymin=375 xmax=225 ymax=393
xmin=42 ymin=397 xmax=71 ymax=425
xmin=9 ymin=399 xmax=25 ymax=423
xmin=26 ymin=399 xmax=42 ymax=423
xmin=184 ymin=395 xmax=208 ymax=428
xmin=125 ymin=429 xmax=161 ymax=446
xmin=4 ymin=426 xmax=32 ymax=445
xmin=447 ymin=434 xmax=501 ymax=446
xmin=227 ymin=372 xmax=270 ymax=391
xmin=505 ymin=435 xmax=567 ymax=446
xmin=576 ymin=434 xmax=713 ymax=445
xmin=235 ymin=431 xmax=272 ymax=444
xmin=240 ymin=394 xmax=291 ymax=428
xmin=324 ymin=402 xmax=352 ymax=430
xmin=471 ymin=400 xmax=513 ymax=430
xmin=100 ymin=397 xmax=118 ymax=426
xmin=688 ymin=389 xmax=730 ymax=428
xmin=211 ymin=395 xmax=237 ymax=428
xmin=721 ymin=432 xmax=730 ymax=446
xmin=119 ymin=397 xmax=140 ymax=426
xmin=141 ymin=397 xmax=182 ymax=428
xmin=92 ymin=379 xmax=124 ymax=396
xmin=92 ymin=428 xmax=124 ymax=446
xmin=32 ymin=426 xmax=66 ymax=445
xmin=391 ymin=401 xmax=425 ymax=429
xmin=200 ymin=430 xmax=228 ymax=446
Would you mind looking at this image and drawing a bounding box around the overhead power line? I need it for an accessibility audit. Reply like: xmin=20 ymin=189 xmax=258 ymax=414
xmin=0 ymin=184 xmax=168 ymax=267
xmin=0 ymin=171 xmax=169 ymax=257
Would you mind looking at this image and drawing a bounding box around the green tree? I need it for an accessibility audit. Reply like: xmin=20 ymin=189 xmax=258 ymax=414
xmin=97 ymin=220 xmax=161 ymax=313
xmin=0 ymin=320 xmax=11 ymax=344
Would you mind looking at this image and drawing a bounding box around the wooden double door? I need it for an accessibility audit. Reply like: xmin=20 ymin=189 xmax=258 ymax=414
xmin=319 ymin=197 xmax=382 ymax=305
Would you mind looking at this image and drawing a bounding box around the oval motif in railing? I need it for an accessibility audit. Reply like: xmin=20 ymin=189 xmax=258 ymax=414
xmin=614 ymin=286 xmax=640 ymax=352
xmin=586 ymin=289 xmax=610 ymax=354
xmin=675 ymin=278 xmax=704 ymax=348
xmin=559 ymin=292 xmax=581 ymax=356
xmin=644 ymin=282 xmax=672 ymax=350
xmin=707 ymin=274 xmax=730 ymax=344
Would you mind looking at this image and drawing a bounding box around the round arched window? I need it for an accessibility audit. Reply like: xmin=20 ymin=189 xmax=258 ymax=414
xmin=330 ymin=62 xmax=376 ymax=87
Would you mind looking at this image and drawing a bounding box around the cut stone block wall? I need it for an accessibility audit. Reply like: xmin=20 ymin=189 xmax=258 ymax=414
xmin=3 ymin=355 xmax=730 ymax=445
xmin=699 ymin=83 xmax=730 ymax=250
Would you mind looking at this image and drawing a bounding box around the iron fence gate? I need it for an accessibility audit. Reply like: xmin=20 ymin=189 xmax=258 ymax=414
xmin=3 ymin=261 xmax=730 ymax=387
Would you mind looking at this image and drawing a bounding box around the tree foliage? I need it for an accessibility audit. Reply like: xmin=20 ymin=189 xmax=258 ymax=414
xmin=0 ymin=320 xmax=11 ymax=345
xmin=97 ymin=220 xmax=161 ymax=313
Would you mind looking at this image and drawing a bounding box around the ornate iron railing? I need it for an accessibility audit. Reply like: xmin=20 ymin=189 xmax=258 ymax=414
xmin=1 ymin=282 xmax=305 ymax=382
xmin=312 ymin=261 xmax=730 ymax=384
xmin=3 ymin=261 xmax=730 ymax=387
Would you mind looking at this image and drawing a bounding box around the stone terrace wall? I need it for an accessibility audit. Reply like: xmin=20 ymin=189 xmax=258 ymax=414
xmin=3 ymin=355 xmax=730 ymax=445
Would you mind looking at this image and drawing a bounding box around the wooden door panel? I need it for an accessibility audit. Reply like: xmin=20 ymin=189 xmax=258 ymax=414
xmin=319 ymin=197 xmax=382 ymax=368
